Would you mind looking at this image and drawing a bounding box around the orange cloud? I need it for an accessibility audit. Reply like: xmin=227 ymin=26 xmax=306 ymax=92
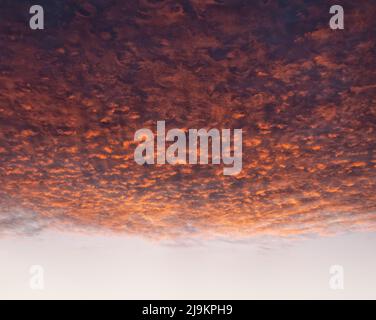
xmin=0 ymin=0 xmax=375 ymax=239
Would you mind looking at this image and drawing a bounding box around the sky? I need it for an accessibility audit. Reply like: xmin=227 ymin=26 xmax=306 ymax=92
xmin=0 ymin=0 xmax=375 ymax=299
xmin=1 ymin=231 xmax=376 ymax=299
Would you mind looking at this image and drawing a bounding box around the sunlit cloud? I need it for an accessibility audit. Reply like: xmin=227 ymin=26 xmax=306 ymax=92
xmin=0 ymin=0 xmax=375 ymax=239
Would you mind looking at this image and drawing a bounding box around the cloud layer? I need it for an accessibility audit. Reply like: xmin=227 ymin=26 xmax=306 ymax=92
xmin=0 ymin=0 xmax=375 ymax=239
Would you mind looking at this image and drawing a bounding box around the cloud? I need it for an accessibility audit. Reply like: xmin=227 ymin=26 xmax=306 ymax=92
xmin=0 ymin=0 xmax=375 ymax=239
xmin=0 ymin=208 xmax=46 ymax=236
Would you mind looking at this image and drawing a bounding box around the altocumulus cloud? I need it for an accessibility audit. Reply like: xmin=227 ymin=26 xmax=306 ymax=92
xmin=0 ymin=0 xmax=375 ymax=240
xmin=0 ymin=208 xmax=47 ymax=237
